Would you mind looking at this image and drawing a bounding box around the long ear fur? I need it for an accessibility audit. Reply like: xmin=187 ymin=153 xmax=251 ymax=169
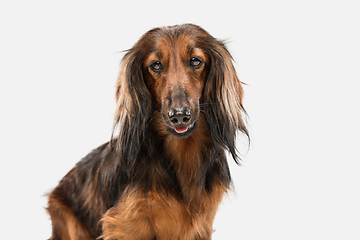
xmin=112 ymin=48 xmax=152 ymax=171
xmin=203 ymin=40 xmax=249 ymax=164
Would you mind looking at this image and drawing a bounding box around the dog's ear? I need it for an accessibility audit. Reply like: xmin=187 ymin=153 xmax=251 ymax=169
xmin=203 ymin=41 xmax=249 ymax=164
xmin=112 ymin=48 xmax=151 ymax=170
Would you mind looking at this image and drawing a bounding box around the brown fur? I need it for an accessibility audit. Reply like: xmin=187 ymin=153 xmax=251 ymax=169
xmin=47 ymin=24 xmax=248 ymax=240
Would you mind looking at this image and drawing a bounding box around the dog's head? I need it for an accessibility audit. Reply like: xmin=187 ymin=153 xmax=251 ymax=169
xmin=114 ymin=24 xmax=248 ymax=162
xmin=142 ymin=26 xmax=211 ymax=137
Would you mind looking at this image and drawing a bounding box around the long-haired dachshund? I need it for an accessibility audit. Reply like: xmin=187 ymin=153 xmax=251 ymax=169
xmin=47 ymin=23 xmax=249 ymax=240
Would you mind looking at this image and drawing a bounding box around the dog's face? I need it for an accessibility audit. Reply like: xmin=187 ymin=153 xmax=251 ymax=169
xmin=143 ymin=34 xmax=209 ymax=137
xmin=115 ymin=24 xmax=248 ymax=159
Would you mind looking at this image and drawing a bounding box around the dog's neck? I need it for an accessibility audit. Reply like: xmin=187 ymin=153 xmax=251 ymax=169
xmin=162 ymin=116 xmax=216 ymax=200
xmin=163 ymin=116 xmax=212 ymax=170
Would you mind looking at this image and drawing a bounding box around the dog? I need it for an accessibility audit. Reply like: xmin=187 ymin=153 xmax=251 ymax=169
xmin=47 ymin=23 xmax=249 ymax=240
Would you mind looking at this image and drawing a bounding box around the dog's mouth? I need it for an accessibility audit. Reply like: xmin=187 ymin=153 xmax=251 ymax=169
xmin=174 ymin=125 xmax=189 ymax=133
xmin=174 ymin=122 xmax=196 ymax=133
xmin=171 ymin=122 xmax=196 ymax=137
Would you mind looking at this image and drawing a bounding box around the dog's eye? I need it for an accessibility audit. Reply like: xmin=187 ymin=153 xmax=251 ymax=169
xmin=150 ymin=61 xmax=163 ymax=72
xmin=190 ymin=57 xmax=203 ymax=68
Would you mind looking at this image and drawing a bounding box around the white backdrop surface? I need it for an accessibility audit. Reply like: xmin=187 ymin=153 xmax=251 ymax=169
xmin=1 ymin=1 xmax=359 ymax=239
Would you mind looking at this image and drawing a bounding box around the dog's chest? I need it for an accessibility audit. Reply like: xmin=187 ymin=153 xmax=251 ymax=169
xmin=101 ymin=185 xmax=225 ymax=239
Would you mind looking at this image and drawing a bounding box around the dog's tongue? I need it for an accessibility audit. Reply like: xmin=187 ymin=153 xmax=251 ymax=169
xmin=174 ymin=126 xmax=189 ymax=133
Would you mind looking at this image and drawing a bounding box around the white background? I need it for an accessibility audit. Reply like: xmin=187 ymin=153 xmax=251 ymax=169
xmin=1 ymin=0 xmax=359 ymax=239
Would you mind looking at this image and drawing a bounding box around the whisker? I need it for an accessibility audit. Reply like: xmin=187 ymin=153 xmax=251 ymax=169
xmin=199 ymin=102 xmax=219 ymax=106
xmin=149 ymin=110 xmax=161 ymax=123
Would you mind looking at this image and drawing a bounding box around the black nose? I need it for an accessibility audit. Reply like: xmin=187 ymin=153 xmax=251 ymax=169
xmin=168 ymin=108 xmax=191 ymax=125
